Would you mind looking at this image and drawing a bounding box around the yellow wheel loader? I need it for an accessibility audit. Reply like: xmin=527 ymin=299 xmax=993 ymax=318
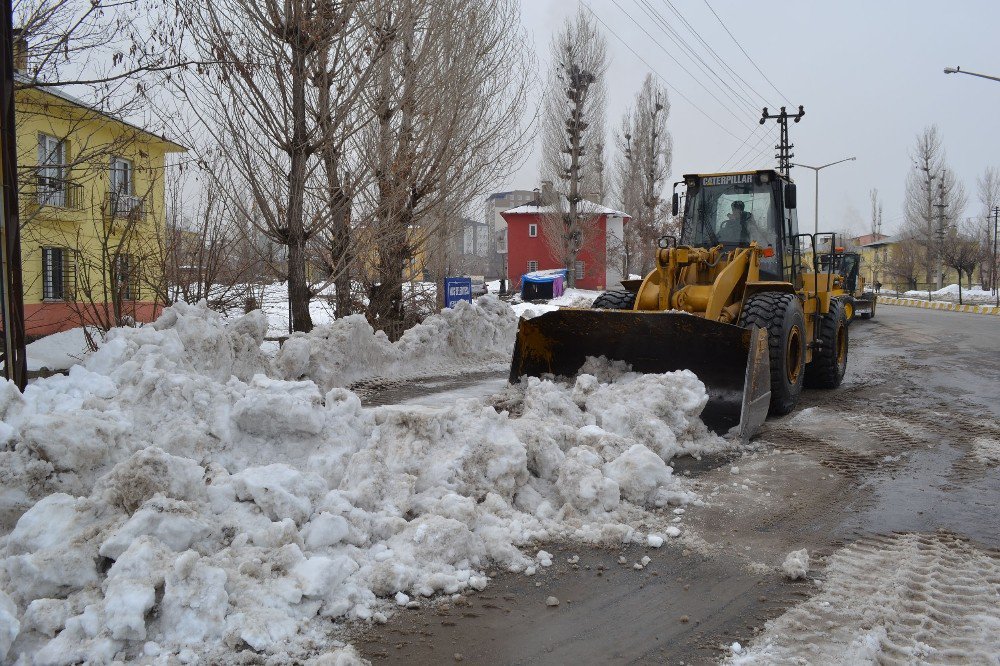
xmin=509 ymin=169 xmax=849 ymax=441
xmin=818 ymin=249 xmax=877 ymax=322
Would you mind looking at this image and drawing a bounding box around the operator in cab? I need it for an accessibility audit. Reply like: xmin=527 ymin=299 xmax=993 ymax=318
xmin=718 ymin=200 xmax=772 ymax=246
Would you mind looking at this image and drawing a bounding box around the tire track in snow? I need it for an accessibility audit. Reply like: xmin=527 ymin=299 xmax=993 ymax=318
xmin=730 ymin=533 xmax=1000 ymax=664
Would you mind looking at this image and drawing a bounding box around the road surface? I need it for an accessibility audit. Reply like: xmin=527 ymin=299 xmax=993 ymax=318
xmin=355 ymin=304 xmax=1000 ymax=664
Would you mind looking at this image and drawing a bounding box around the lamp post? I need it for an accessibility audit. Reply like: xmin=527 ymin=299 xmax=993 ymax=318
xmin=791 ymin=157 xmax=857 ymax=235
xmin=944 ymin=66 xmax=1000 ymax=84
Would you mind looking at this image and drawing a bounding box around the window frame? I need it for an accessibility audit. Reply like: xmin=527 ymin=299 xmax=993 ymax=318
xmin=527 ymin=260 xmax=539 ymax=273
xmin=528 ymin=223 xmax=538 ymax=238
xmin=110 ymin=156 xmax=134 ymax=195
xmin=574 ymin=260 xmax=585 ymax=280
xmin=37 ymin=133 xmax=66 ymax=207
xmin=41 ymin=246 xmax=75 ymax=301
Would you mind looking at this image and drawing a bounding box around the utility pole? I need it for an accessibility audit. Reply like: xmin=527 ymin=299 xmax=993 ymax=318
xmin=932 ymin=171 xmax=948 ymax=291
xmin=760 ymin=106 xmax=805 ymax=177
xmin=0 ymin=0 xmax=26 ymax=389
xmin=992 ymin=205 xmax=999 ymax=306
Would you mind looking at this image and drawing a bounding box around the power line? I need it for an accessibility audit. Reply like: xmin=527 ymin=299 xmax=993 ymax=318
xmin=701 ymin=0 xmax=790 ymax=106
xmin=659 ymin=0 xmax=774 ymax=109
xmin=632 ymin=0 xmax=761 ymax=118
xmin=580 ymin=1 xmax=745 ymax=142
xmin=606 ymin=0 xmax=760 ymax=134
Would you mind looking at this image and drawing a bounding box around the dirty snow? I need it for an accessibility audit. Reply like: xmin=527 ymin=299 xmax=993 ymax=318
xmin=781 ymin=548 xmax=809 ymax=580
xmin=274 ymin=295 xmax=516 ymax=391
xmin=511 ymin=288 xmax=602 ymax=319
xmin=730 ymin=534 xmax=1000 ymax=664
xmin=0 ymin=297 xmax=727 ymax=663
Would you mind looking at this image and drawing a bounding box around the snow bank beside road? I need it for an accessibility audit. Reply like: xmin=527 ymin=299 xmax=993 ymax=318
xmin=275 ymin=295 xmax=517 ymax=391
xmin=0 ymin=299 xmax=725 ymax=663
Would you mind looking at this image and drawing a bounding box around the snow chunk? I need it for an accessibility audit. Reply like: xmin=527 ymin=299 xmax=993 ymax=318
xmin=0 ymin=589 xmax=18 ymax=661
xmin=782 ymin=549 xmax=810 ymax=580
xmin=231 ymin=464 xmax=327 ymax=525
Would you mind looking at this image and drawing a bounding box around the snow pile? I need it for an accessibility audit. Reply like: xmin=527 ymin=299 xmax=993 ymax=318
xmin=781 ymin=548 xmax=809 ymax=580
xmin=0 ymin=303 xmax=726 ymax=663
xmin=901 ymin=283 xmax=996 ymax=303
xmin=274 ymin=295 xmax=516 ymax=391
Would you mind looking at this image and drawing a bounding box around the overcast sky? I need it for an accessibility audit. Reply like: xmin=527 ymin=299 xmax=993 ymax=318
xmin=509 ymin=0 xmax=1000 ymax=236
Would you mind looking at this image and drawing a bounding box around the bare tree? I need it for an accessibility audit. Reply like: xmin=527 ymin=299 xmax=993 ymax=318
xmin=902 ymin=126 xmax=966 ymax=292
xmin=942 ymin=219 xmax=985 ymax=303
xmin=539 ymin=7 xmax=608 ymax=288
xmin=173 ymin=0 xmax=382 ymax=333
xmin=885 ymin=238 xmax=920 ymax=292
xmin=976 ymin=167 xmax=1000 ymax=294
xmin=358 ymin=0 xmax=533 ymax=334
xmin=867 ymin=188 xmax=885 ymax=285
xmin=614 ymin=73 xmax=672 ymax=276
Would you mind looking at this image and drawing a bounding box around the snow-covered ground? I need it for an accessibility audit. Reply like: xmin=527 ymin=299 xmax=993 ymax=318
xmin=24 ymin=328 xmax=95 ymax=373
xmin=899 ymin=283 xmax=997 ymax=304
xmin=0 ymin=296 xmax=729 ymax=664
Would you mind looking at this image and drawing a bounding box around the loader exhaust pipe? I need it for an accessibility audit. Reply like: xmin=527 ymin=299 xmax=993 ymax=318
xmin=509 ymin=310 xmax=770 ymax=442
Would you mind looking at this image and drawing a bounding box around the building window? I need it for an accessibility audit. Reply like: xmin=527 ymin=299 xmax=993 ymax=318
xmin=574 ymin=261 xmax=585 ymax=280
xmin=527 ymin=260 xmax=539 ymax=273
xmin=528 ymin=223 xmax=537 ymax=237
xmin=37 ymin=134 xmax=66 ymax=207
xmin=113 ymin=254 xmax=139 ymax=301
xmin=110 ymin=156 xmax=142 ymax=217
xmin=42 ymin=247 xmax=75 ymax=301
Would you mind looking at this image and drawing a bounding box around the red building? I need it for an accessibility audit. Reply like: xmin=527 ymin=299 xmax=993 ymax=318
xmin=501 ymin=201 xmax=630 ymax=291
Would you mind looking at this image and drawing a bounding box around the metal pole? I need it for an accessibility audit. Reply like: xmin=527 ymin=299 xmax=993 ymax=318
xmin=0 ymin=0 xmax=26 ymax=389
xmin=814 ymin=168 xmax=819 ymax=236
xmin=993 ymin=206 xmax=998 ymax=306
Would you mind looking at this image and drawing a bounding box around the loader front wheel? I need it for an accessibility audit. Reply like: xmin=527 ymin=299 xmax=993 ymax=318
xmin=739 ymin=292 xmax=806 ymax=416
xmin=592 ymin=289 xmax=636 ymax=310
xmin=805 ymin=297 xmax=849 ymax=389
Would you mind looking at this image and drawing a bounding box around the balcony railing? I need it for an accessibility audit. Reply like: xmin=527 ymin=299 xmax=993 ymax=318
xmin=28 ymin=174 xmax=84 ymax=210
xmin=106 ymin=192 xmax=145 ymax=218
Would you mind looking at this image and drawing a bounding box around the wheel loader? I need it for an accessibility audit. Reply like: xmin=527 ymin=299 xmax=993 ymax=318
xmin=509 ymin=169 xmax=849 ymax=442
xmin=818 ymin=248 xmax=877 ymax=322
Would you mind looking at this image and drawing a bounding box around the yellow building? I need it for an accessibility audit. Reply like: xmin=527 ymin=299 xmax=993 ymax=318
xmin=15 ymin=72 xmax=185 ymax=336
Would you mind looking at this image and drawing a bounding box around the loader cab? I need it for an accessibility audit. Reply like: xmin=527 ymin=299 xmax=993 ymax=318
xmin=679 ymin=170 xmax=799 ymax=282
xmin=819 ymin=250 xmax=860 ymax=293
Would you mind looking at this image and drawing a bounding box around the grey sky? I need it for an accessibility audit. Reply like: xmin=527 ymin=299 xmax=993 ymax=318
xmin=510 ymin=0 xmax=1000 ymax=236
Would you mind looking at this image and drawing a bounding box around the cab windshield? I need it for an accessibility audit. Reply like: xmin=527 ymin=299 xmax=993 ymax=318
xmin=682 ymin=176 xmax=779 ymax=249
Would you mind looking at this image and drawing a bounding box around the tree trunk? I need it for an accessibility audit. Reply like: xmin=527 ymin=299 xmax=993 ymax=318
xmin=286 ymin=42 xmax=313 ymax=333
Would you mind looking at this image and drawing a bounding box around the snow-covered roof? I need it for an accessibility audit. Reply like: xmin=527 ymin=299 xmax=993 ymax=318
xmin=502 ymin=199 xmax=630 ymax=218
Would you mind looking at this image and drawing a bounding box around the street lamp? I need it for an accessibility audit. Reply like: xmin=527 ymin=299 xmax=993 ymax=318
xmin=790 ymin=157 xmax=857 ymax=235
xmin=943 ymin=66 xmax=1000 ymax=84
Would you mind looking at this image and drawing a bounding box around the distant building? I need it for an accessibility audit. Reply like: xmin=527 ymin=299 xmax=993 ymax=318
xmin=501 ymin=200 xmax=630 ymax=291
xmin=485 ymin=190 xmax=536 ymax=279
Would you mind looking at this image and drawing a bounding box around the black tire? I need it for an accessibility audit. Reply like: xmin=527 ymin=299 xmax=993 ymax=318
xmin=804 ymin=297 xmax=849 ymax=389
xmin=592 ymin=289 xmax=636 ymax=310
xmin=739 ymin=292 xmax=807 ymax=416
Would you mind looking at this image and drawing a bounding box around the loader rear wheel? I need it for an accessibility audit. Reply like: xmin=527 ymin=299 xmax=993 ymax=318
xmin=842 ymin=297 xmax=855 ymax=322
xmin=592 ymin=289 xmax=636 ymax=310
xmin=739 ymin=292 xmax=806 ymax=416
xmin=805 ymin=297 xmax=849 ymax=389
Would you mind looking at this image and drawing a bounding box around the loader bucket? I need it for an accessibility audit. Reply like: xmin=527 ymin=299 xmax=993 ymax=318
xmin=509 ymin=310 xmax=771 ymax=442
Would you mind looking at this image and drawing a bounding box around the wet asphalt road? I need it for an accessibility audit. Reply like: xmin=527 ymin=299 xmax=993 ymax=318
xmin=355 ymin=304 xmax=1000 ymax=664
